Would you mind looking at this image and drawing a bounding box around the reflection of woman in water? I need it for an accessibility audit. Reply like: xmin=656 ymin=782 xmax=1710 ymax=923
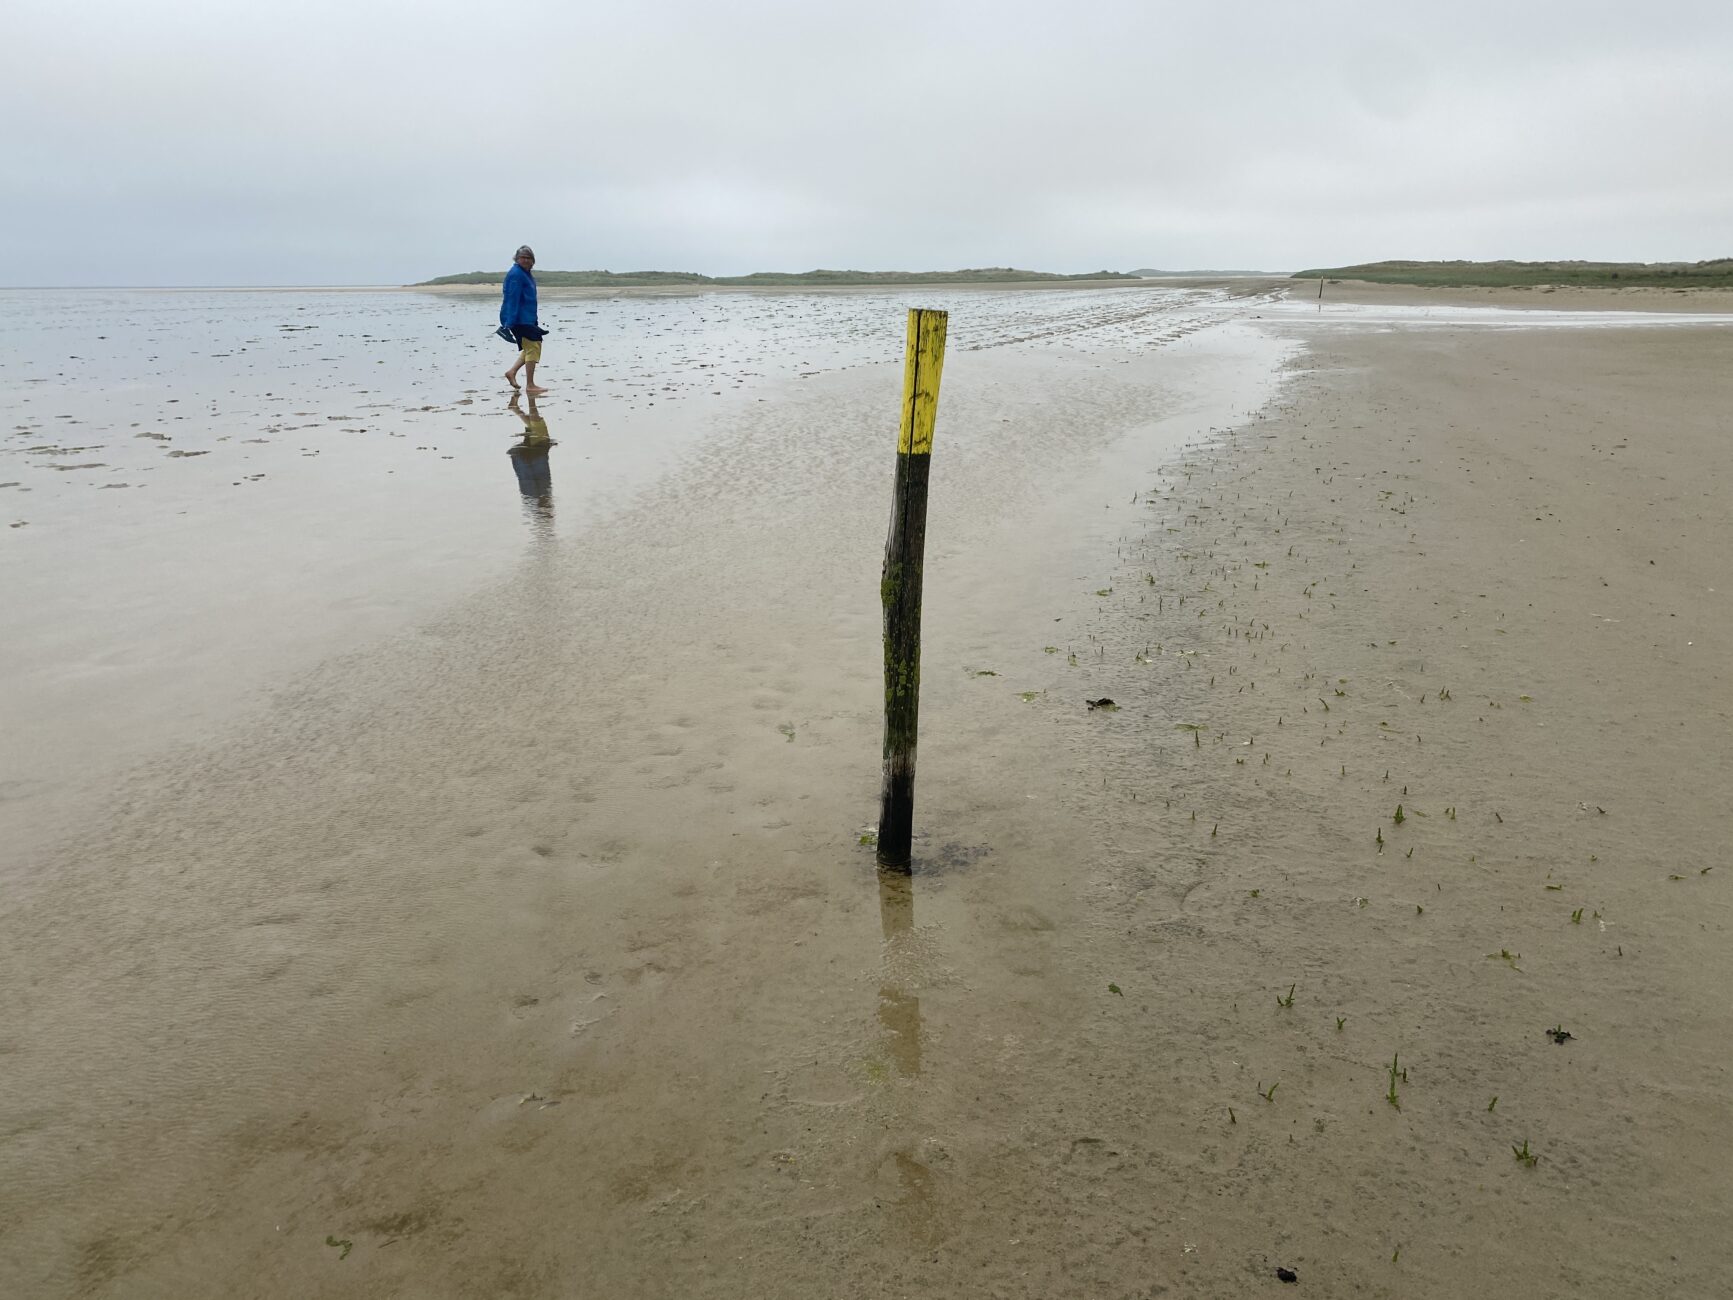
xmin=507 ymin=392 xmax=555 ymax=536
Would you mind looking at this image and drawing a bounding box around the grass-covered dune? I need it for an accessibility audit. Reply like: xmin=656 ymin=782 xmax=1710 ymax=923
xmin=415 ymin=267 xmax=1139 ymax=288
xmin=1292 ymin=258 xmax=1733 ymax=288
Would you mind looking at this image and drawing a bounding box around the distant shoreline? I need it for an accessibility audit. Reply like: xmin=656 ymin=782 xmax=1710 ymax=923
xmin=0 ymin=284 xmax=409 ymax=293
xmin=415 ymin=267 xmax=1144 ymax=289
xmin=1295 ymin=257 xmax=1733 ymax=289
xmin=2 ymin=277 xmax=1271 ymax=294
xmin=11 ymin=278 xmax=1733 ymax=314
xmin=414 ymin=276 xmax=1286 ymax=299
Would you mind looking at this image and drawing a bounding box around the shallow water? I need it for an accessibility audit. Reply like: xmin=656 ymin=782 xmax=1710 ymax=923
xmin=0 ymin=283 xmax=1237 ymax=854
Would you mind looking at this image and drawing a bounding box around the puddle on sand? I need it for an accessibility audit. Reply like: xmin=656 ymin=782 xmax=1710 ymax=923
xmin=876 ymin=868 xmax=922 ymax=1079
xmin=876 ymin=1148 xmax=948 ymax=1247
xmin=504 ymin=393 xmax=556 ymax=542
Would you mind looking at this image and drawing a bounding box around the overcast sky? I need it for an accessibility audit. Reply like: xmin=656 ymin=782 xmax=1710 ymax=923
xmin=3 ymin=0 xmax=1729 ymax=286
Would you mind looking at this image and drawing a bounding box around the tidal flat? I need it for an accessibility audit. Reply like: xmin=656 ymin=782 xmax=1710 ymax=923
xmin=2 ymin=282 xmax=1728 ymax=1298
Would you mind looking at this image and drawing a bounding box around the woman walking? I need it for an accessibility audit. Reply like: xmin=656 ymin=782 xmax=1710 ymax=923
xmin=501 ymin=245 xmax=547 ymax=394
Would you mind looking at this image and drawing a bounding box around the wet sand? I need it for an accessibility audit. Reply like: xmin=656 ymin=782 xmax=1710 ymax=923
xmin=3 ymin=288 xmax=1730 ymax=1297
xmin=0 ymin=283 xmax=1242 ymax=860
xmin=1054 ymin=322 xmax=1733 ymax=1296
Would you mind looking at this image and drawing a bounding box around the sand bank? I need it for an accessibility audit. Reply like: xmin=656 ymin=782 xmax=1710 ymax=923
xmin=1056 ymin=320 xmax=1733 ymax=1296
xmin=1310 ymin=277 xmax=1733 ymax=314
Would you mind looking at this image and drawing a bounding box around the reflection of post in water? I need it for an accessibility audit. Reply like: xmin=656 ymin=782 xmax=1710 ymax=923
xmin=874 ymin=868 xmax=943 ymax=1244
xmin=506 ymin=392 xmax=555 ymax=537
xmin=877 ymin=868 xmax=922 ymax=1077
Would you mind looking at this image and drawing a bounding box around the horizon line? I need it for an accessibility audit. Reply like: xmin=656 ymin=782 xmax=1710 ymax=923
xmin=1 ymin=272 xmax=1290 ymax=291
xmin=0 ymin=283 xmax=408 ymax=291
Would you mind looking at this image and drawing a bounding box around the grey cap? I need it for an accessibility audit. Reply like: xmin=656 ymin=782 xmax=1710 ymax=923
xmin=515 ymin=245 xmax=535 ymax=259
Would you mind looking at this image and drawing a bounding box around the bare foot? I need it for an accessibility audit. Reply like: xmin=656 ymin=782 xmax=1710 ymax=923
xmin=504 ymin=372 xmax=521 ymax=389
xmin=525 ymin=384 xmax=549 ymax=396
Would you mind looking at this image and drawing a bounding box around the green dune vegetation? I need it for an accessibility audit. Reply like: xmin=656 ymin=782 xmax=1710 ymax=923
xmin=1292 ymin=258 xmax=1733 ymax=288
xmin=415 ymin=267 xmax=1139 ymax=288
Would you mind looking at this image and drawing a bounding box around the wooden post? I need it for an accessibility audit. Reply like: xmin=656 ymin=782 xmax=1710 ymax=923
xmin=877 ymin=308 xmax=947 ymax=870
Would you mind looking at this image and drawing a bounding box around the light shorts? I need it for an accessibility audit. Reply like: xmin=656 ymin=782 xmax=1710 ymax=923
xmin=519 ymin=339 xmax=543 ymax=364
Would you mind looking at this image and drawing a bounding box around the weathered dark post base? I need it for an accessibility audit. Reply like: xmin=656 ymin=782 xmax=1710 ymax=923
xmin=878 ymin=308 xmax=947 ymax=871
xmin=878 ymin=451 xmax=931 ymax=869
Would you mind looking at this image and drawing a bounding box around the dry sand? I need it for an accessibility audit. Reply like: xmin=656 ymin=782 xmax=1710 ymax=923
xmin=1311 ymin=277 xmax=1733 ymax=315
xmin=2 ymin=296 xmax=1729 ymax=1298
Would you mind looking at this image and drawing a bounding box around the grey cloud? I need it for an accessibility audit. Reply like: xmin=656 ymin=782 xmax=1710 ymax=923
xmin=2 ymin=0 xmax=1728 ymax=284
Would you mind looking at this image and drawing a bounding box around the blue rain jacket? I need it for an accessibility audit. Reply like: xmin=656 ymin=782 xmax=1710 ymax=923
xmin=500 ymin=263 xmax=538 ymax=328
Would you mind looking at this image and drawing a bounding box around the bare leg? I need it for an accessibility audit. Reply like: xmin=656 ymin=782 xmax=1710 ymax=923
xmin=505 ymin=350 xmax=523 ymax=388
xmin=525 ymin=358 xmax=547 ymax=396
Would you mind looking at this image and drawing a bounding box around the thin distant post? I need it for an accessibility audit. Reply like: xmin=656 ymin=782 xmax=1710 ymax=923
xmin=877 ymin=308 xmax=948 ymax=871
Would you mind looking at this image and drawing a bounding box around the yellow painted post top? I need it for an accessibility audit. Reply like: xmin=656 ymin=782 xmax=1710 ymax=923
xmin=897 ymin=308 xmax=948 ymax=455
